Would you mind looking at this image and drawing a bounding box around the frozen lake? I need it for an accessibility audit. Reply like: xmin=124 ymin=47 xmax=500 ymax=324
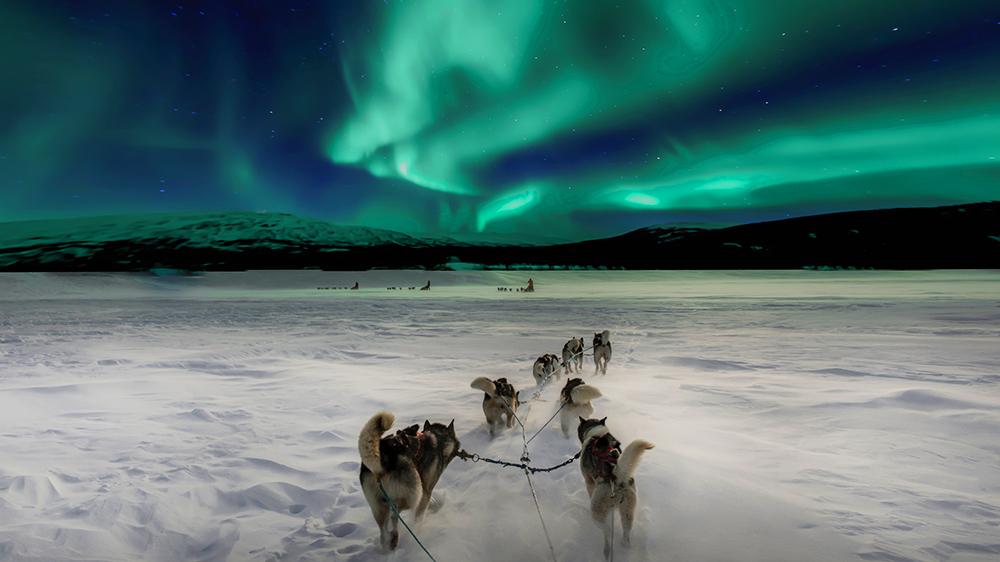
xmin=1 ymin=270 xmax=998 ymax=562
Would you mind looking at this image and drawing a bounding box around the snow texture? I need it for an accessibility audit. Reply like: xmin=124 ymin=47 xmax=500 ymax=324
xmin=0 ymin=270 xmax=998 ymax=562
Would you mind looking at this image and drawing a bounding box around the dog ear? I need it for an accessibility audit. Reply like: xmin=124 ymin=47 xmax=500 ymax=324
xmin=579 ymin=416 xmax=586 ymax=423
xmin=448 ymin=419 xmax=455 ymax=433
xmin=423 ymin=420 xmax=431 ymax=431
xmin=600 ymin=417 xmax=607 ymax=425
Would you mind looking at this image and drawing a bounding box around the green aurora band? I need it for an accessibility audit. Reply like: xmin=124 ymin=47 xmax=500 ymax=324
xmin=0 ymin=1 xmax=996 ymax=240
xmin=328 ymin=0 xmax=999 ymax=235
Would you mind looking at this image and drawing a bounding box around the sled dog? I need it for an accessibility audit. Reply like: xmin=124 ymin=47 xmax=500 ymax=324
xmin=559 ymin=377 xmax=602 ymax=437
xmin=532 ymin=353 xmax=561 ymax=385
xmin=470 ymin=376 xmax=520 ymax=437
xmin=358 ymin=412 xmax=460 ymax=550
xmin=593 ymin=330 xmax=612 ymax=374
xmin=562 ymin=337 xmax=585 ymax=374
xmin=578 ymin=417 xmax=654 ymax=559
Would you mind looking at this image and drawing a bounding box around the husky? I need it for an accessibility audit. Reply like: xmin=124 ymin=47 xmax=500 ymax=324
xmin=562 ymin=337 xmax=585 ymax=374
xmin=593 ymin=330 xmax=612 ymax=374
xmin=532 ymin=353 xmax=561 ymax=385
xmin=578 ymin=417 xmax=654 ymax=559
xmin=470 ymin=377 xmax=520 ymax=437
xmin=358 ymin=412 xmax=461 ymax=550
xmin=559 ymin=378 xmax=602 ymax=437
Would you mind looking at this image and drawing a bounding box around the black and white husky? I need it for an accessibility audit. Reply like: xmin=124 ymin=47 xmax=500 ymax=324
xmin=578 ymin=417 xmax=654 ymax=559
xmin=559 ymin=377 xmax=602 ymax=437
xmin=532 ymin=353 xmax=561 ymax=385
xmin=470 ymin=376 xmax=520 ymax=437
xmin=592 ymin=330 xmax=612 ymax=374
xmin=358 ymin=412 xmax=460 ymax=550
xmin=562 ymin=337 xmax=585 ymax=374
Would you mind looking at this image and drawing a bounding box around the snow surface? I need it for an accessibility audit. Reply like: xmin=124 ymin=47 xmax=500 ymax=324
xmin=0 ymin=270 xmax=998 ymax=562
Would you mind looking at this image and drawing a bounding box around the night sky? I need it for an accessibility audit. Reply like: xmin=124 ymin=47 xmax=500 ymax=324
xmin=1 ymin=1 xmax=998 ymax=242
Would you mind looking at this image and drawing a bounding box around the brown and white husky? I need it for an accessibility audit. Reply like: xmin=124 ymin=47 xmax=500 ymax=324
xmin=470 ymin=376 xmax=520 ymax=437
xmin=577 ymin=417 xmax=654 ymax=559
xmin=358 ymin=412 xmax=461 ymax=550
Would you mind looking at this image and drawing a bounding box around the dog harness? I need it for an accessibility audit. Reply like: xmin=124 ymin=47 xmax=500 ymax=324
xmin=413 ymin=432 xmax=426 ymax=461
xmin=590 ymin=438 xmax=622 ymax=481
xmin=561 ymin=378 xmax=585 ymax=404
xmin=489 ymin=378 xmax=517 ymax=412
xmin=494 ymin=379 xmax=515 ymax=399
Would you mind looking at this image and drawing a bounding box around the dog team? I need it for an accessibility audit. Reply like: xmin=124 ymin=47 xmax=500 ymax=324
xmin=357 ymin=329 xmax=654 ymax=559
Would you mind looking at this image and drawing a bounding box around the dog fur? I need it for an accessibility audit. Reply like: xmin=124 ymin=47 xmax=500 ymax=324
xmin=577 ymin=417 xmax=654 ymax=559
xmin=562 ymin=337 xmax=585 ymax=374
xmin=471 ymin=376 xmax=520 ymax=437
xmin=559 ymin=377 xmax=602 ymax=437
xmin=532 ymin=353 xmax=562 ymax=385
xmin=593 ymin=330 xmax=612 ymax=374
xmin=358 ymin=411 xmax=461 ymax=550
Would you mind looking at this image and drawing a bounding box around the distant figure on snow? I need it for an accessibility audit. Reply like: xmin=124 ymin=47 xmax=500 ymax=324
xmin=525 ymin=278 xmax=535 ymax=292
xmin=420 ymin=280 xmax=431 ymax=291
xmin=350 ymin=281 xmax=359 ymax=290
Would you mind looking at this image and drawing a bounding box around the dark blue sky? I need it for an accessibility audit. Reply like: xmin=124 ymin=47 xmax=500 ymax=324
xmin=0 ymin=1 xmax=997 ymax=241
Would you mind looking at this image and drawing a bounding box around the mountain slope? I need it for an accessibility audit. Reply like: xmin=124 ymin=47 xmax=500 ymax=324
xmin=543 ymin=201 xmax=1000 ymax=269
xmin=0 ymin=212 xmax=441 ymax=270
xmin=0 ymin=203 xmax=998 ymax=271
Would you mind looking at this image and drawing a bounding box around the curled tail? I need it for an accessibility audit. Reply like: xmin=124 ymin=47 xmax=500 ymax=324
xmin=613 ymin=439 xmax=654 ymax=481
xmin=570 ymin=384 xmax=602 ymax=404
xmin=470 ymin=377 xmax=497 ymax=397
xmin=358 ymin=411 xmax=395 ymax=474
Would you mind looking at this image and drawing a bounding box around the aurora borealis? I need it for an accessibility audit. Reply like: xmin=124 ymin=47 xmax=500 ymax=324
xmin=1 ymin=1 xmax=998 ymax=241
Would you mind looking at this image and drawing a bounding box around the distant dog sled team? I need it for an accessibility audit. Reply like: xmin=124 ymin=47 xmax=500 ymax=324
xmin=319 ymin=277 xmax=542 ymax=293
xmin=357 ymin=328 xmax=655 ymax=559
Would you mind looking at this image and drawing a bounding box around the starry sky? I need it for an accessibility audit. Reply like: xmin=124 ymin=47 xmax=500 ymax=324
xmin=1 ymin=1 xmax=998 ymax=242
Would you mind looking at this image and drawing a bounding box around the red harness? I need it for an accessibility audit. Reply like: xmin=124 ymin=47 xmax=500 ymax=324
xmin=413 ymin=432 xmax=426 ymax=462
xmin=590 ymin=439 xmax=621 ymax=480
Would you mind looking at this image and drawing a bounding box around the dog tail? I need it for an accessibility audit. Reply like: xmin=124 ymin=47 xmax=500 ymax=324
xmin=470 ymin=376 xmax=497 ymax=397
xmin=358 ymin=411 xmax=395 ymax=474
xmin=570 ymin=384 xmax=602 ymax=404
xmin=614 ymin=439 xmax=654 ymax=481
